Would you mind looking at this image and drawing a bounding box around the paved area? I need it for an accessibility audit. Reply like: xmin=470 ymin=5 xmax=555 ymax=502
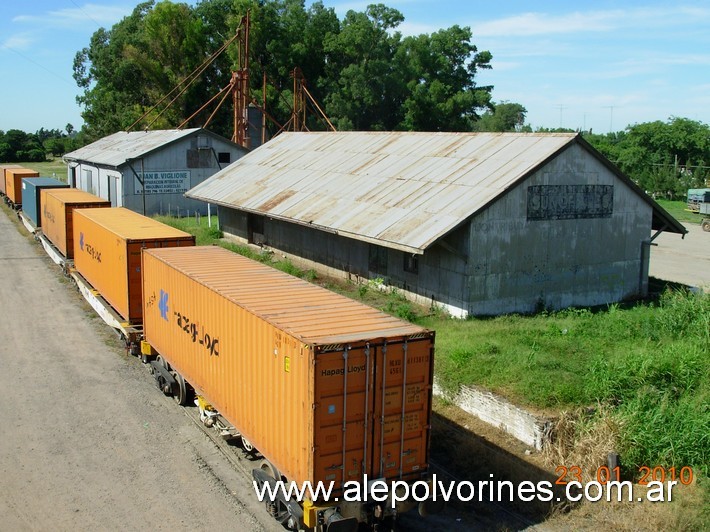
xmin=649 ymin=223 xmax=710 ymax=290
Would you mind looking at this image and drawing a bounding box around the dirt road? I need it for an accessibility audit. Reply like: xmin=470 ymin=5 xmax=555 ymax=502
xmin=0 ymin=207 xmax=280 ymax=531
xmin=649 ymin=223 xmax=710 ymax=290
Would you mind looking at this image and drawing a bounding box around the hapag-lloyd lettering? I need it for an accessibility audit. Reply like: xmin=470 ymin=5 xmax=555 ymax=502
xmin=321 ymin=364 xmax=366 ymax=378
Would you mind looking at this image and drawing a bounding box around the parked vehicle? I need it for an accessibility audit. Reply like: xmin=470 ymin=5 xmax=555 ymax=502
xmin=687 ymin=188 xmax=710 ymax=231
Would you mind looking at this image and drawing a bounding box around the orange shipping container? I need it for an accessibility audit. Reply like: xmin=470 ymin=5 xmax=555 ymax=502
xmin=73 ymin=208 xmax=194 ymax=323
xmin=142 ymin=246 xmax=434 ymax=490
xmin=40 ymin=188 xmax=111 ymax=258
xmin=0 ymin=164 xmax=24 ymax=195
xmin=5 ymin=168 xmax=39 ymax=204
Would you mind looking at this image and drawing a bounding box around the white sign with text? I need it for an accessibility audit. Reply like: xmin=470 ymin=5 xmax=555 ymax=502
xmin=135 ymin=171 xmax=191 ymax=194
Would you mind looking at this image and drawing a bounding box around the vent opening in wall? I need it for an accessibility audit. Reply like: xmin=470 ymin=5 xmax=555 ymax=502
xmin=404 ymin=254 xmax=419 ymax=274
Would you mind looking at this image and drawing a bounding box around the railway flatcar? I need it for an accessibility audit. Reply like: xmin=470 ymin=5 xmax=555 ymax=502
xmin=140 ymin=246 xmax=437 ymax=531
xmin=3 ymin=196 xmax=440 ymax=531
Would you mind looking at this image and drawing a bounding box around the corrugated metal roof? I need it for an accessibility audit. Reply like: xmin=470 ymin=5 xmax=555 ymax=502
xmin=44 ymin=188 xmax=109 ymax=204
xmin=187 ymin=131 xmax=577 ymax=253
xmin=74 ymin=207 xmax=194 ymax=241
xmin=186 ymin=131 xmax=685 ymax=252
xmin=63 ymin=128 xmax=202 ymax=167
xmin=148 ymin=246 xmax=427 ymax=344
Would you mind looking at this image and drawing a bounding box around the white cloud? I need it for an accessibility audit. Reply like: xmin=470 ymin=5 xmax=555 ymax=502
xmin=472 ymin=11 xmax=619 ymax=37
xmin=470 ymin=6 xmax=710 ymax=38
xmin=1 ymin=33 xmax=34 ymax=51
xmin=14 ymin=3 xmax=130 ymax=29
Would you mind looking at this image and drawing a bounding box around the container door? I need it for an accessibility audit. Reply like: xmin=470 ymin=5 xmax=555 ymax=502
xmin=369 ymin=337 xmax=433 ymax=482
xmin=313 ymin=344 xmax=373 ymax=490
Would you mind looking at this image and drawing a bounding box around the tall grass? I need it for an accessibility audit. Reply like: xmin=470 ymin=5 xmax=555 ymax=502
xmin=424 ymin=290 xmax=709 ymax=476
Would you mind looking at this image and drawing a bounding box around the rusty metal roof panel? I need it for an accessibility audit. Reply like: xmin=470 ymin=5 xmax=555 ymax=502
xmin=187 ymin=131 xmax=579 ymax=253
xmin=63 ymin=128 xmax=244 ymax=168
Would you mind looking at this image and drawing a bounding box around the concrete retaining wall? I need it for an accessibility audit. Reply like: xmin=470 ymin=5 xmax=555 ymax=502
xmin=433 ymin=380 xmax=554 ymax=451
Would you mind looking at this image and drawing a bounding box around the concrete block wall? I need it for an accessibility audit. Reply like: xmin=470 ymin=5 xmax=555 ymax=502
xmin=433 ymin=380 xmax=554 ymax=450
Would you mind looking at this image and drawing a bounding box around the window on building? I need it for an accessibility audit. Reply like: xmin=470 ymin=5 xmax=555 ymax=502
xmin=368 ymin=245 xmax=388 ymax=275
xmin=403 ymin=254 xmax=419 ymax=274
xmin=218 ymin=152 xmax=231 ymax=164
xmin=186 ymin=149 xmax=214 ymax=168
xmin=83 ymin=169 xmax=95 ymax=195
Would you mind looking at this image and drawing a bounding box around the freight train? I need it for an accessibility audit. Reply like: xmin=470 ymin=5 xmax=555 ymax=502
xmin=1 ymin=170 xmax=439 ymax=532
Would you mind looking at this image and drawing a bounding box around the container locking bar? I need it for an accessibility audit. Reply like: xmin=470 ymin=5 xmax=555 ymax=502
xmin=399 ymin=340 xmax=408 ymax=478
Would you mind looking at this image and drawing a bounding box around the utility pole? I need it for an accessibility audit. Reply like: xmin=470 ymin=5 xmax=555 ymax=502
xmin=603 ymin=105 xmax=615 ymax=133
xmin=555 ymin=104 xmax=568 ymax=129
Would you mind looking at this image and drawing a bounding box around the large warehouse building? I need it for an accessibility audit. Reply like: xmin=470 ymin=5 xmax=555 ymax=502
xmin=187 ymin=131 xmax=686 ymax=317
xmin=63 ymin=128 xmax=247 ymax=216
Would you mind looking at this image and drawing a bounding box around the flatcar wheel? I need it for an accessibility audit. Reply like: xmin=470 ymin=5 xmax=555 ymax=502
xmin=172 ymin=371 xmax=192 ymax=406
xmin=260 ymin=462 xmax=290 ymax=527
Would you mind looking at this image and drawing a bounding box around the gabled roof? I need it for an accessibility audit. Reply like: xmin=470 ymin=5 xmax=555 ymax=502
xmin=187 ymin=131 xmax=685 ymax=254
xmin=63 ymin=128 xmax=244 ymax=168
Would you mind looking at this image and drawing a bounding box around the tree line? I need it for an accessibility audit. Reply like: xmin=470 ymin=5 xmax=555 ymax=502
xmin=584 ymin=117 xmax=710 ymax=198
xmin=0 ymin=125 xmax=81 ymax=163
xmin=72 ymin=0 xmax=498 ymax=138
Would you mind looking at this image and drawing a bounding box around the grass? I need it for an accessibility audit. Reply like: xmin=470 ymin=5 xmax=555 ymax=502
xmin=423 ymin=291 xmax=709 ymax=478
xmin=7 ymin=157 xmax=67 ymax=180
xmin=655 ymin=199 xmax=704 ymax=225
xmin=157 ymin=214 xmax=709 ymax=480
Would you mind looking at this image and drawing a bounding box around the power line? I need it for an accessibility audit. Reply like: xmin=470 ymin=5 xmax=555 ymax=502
xmin=0 ymin=43 xmax=74 ymax=86
xmin=68 ymin=0 xmax=104 ymax=28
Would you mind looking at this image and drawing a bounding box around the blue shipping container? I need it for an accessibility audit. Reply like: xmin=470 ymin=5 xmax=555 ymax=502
xmin=21 ymin=177 xmax=69 ymax=228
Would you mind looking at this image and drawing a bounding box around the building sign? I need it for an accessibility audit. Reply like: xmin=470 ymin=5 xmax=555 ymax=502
xmin=527 ymin=184 xmax=614 ymax=221
xmin=135 ymin=171 xmax=191 ymax=194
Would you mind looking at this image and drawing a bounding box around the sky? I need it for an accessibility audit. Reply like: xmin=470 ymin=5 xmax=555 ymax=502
xmin=1 ymin=0 xmax=709 ymax=135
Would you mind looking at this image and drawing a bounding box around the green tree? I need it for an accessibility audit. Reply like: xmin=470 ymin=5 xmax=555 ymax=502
xmin=74 ymin=1 xmax=209 ymax=138
xmin=320 ymin=4 xmax=405 ymax=130
xmin=73 ymin=0 xmax=497 ymax=139
xmin=228 ymin=0 xmax=340 ymax=131
xmin=475 ymin=101 xmax=527 ymax=132
xmin=586 ymin=118 xmax=710 ymax=197
xmin=397 ymin=25 xmax=493 ymax=131
xmin=0 ymin=129 xmax=46 ymax=162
